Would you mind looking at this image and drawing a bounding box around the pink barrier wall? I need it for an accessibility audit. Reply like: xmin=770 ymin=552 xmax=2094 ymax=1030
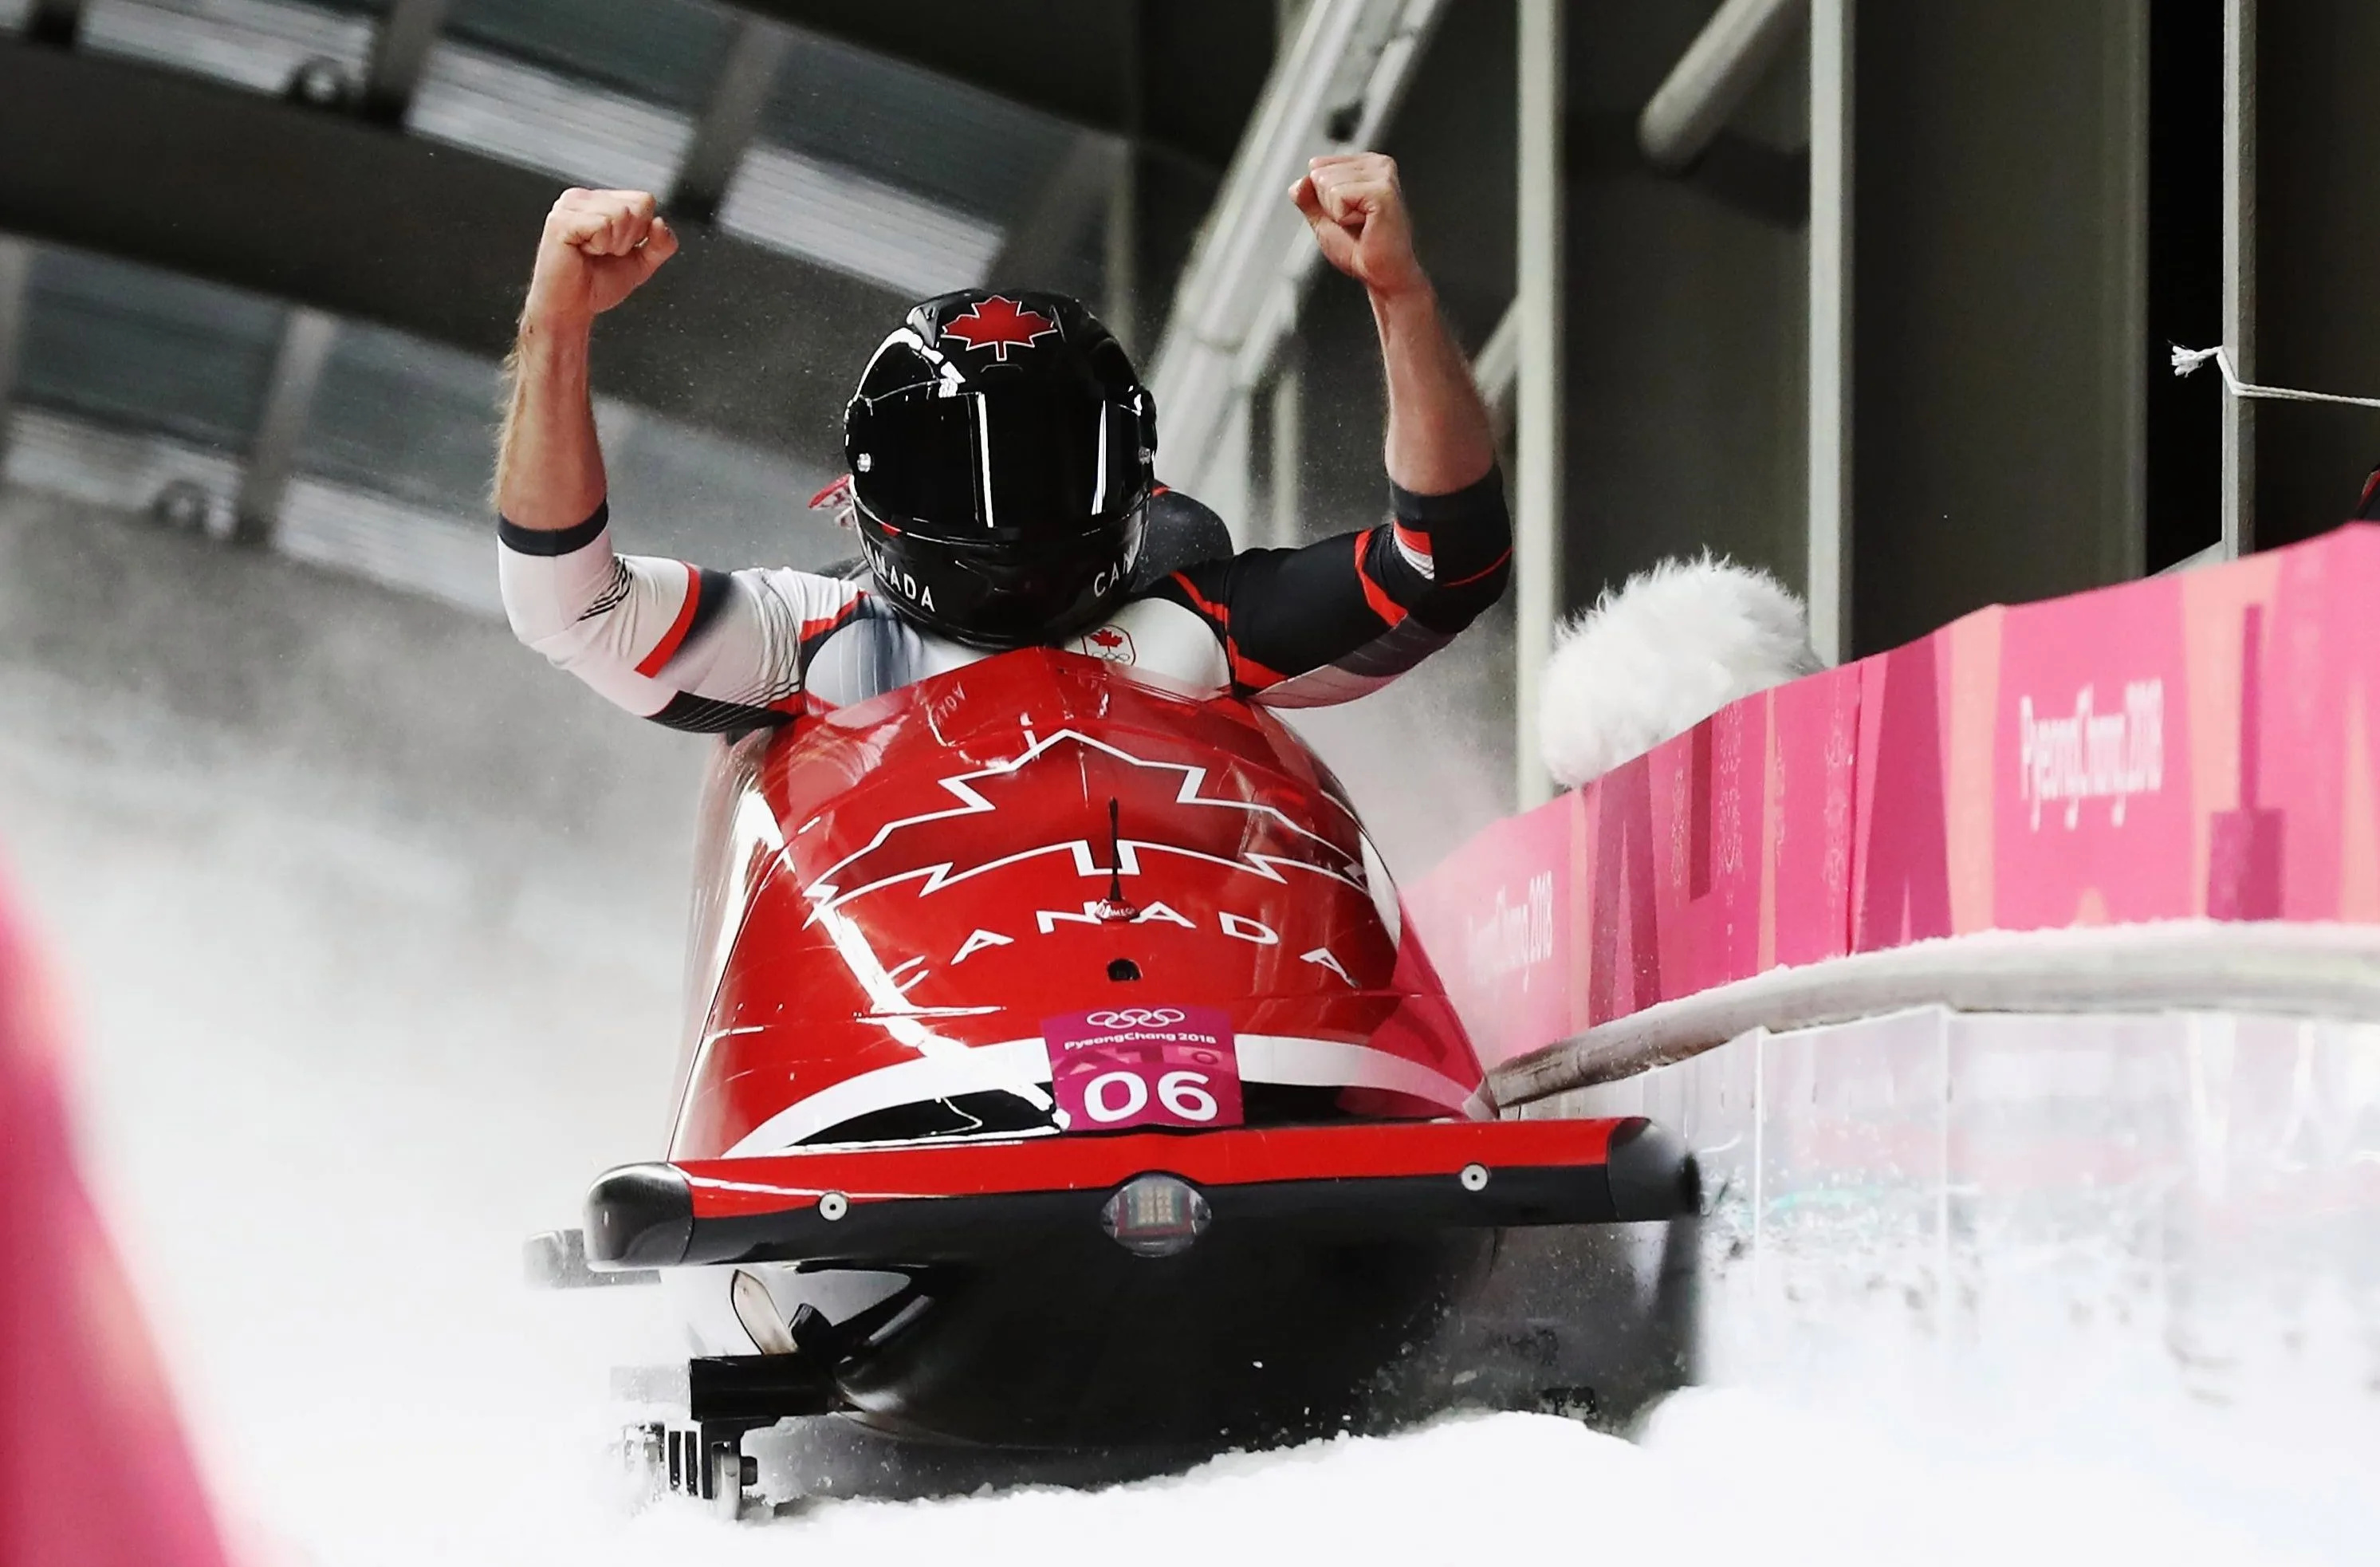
xmin=1407 ymin=523 xmax=2380 ymax=1071
xmin=2 ymin=875 xmax=233 ymax=1567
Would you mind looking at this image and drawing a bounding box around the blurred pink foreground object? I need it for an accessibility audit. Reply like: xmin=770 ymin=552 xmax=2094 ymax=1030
xmin=2 ymin=873 xmax=233 ymax=1567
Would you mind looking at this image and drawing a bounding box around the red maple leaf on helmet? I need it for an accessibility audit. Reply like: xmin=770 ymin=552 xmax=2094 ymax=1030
xmin=1090 ymin=628 xmax=1125 ymax=649
xmin=940 ymin=296 xmax=1059 ymax=361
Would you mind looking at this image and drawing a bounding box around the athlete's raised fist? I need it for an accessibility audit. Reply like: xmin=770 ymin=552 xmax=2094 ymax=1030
xmin=521 ymin=187 xmax=679 ymax=329
xmin=1290 ymin=152 xmax=1427 ymax=300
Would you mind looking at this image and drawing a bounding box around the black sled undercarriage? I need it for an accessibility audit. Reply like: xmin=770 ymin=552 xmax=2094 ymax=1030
xmin=529 ymin=1117 xmax=1703 ymax=1520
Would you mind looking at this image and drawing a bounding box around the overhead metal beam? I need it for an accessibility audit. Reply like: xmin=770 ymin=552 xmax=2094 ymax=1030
xmin=1104 ymin=134 xmax=1140 ymax=350
xmin=1258 ymin=0 xmax=1315 ymax=546
xmin=2156 ymin=538 xmax=2228 ymax=577
xmin=2222 ymin=0 xmax=2256 ymax=561
xmin=360 ymin=0 xmax=453 ymax=125
xmin=0 ymin=236 xmax=32 ymax=470
xmin=1568 ymin=110 xmax=1808 ymax=230
xmin=1148 ymin=0 xmax=1446 ymax=515
xmin=1513 ymin=0 xmax=1562 ymax=809
xmin=2103 ymin=1 xmax=2148 ymax=585
xmin=1104 ymin=0 xmax=1146 ymax=352
xmin=1470 ymin=295 xmax=1521 ymax=439
xmin=1805 ymin=0 xmax=1853 ymax=664
xmin=234 ymin=306 xmax=338 ymax=547
xmin=25 ymin=0 xmax=86 ymax=49
xmin=1638 ymin=0 xmax=1808 ymax=175
xmin=984 ymin=130 xmax=1125 ymax=294
xmin=671 ymin=18 xmax=793 ymax=224
xmin=0 ymin=42 xmax=905 ymax=467
xmin=734 ymin=0 xmax=1263 ymax=176
xmin=1266 ymin=345 xmax=1302 ymax=547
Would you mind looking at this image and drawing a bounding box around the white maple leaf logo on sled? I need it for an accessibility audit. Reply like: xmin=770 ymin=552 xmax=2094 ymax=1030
xmin=799 ymin=727 xmax=1365 ymax=922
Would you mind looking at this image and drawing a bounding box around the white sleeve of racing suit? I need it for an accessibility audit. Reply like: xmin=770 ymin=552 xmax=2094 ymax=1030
xmin=496 ymin=503 xmax=861 ymax=731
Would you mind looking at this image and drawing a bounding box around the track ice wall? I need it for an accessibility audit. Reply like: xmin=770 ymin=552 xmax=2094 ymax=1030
xmin=1404 ymin=525 xmax=2380 ymax=1558
xmin=1541 ymin=1004 xmax=2380 ymax=1396
xmin=1534 ymin=1002 xmax=2380 ymax=1561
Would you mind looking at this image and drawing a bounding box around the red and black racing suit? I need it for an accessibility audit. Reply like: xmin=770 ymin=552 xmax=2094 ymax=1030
xmin=497 ymin=473 xmax=1509 ymax=725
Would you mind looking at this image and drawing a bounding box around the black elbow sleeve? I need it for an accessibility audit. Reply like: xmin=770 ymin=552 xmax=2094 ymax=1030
xmin=1389 ymin=469 xmax=1512 ymax=628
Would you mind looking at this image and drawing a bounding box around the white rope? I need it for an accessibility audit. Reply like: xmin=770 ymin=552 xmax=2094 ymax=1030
xmin=2170 ymin=344 xmax=2380 ymax=411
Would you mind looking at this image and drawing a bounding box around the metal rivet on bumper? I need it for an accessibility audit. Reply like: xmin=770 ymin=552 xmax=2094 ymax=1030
xmin=818 ymin=1191 xmax=849 ymax=1222
xmin=1459 ymin=1163 xmax=1490 ymax=1192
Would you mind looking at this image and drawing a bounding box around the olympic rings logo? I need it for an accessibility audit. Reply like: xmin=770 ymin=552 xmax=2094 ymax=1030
xmin=1084 ymin=1007 xmax=1187 ymax=1029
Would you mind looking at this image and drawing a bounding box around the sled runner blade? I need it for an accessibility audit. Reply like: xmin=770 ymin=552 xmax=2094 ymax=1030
xmin=525 ymin=1226 xmax=660 ymax=1289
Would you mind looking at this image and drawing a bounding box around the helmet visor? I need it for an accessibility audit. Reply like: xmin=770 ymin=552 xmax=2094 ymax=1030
xmin=848 ymin=384 xmax=1145 ymax=541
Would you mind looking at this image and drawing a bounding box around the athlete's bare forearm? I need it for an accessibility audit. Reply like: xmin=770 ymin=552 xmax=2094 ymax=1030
xmin=494 ymin=319 xmax=605 ymax=529
xmin=491 ymin=187 xmax=679 ymax=530
xmin=1292 ymin=152 xmax=1496 ymax=498
xmin=1369 ymin=282 xmax=1495 ymax=497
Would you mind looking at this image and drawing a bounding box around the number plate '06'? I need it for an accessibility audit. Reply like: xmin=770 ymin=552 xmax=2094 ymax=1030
xmin=1041 ymin=1005 xmax=1245 ymax=1133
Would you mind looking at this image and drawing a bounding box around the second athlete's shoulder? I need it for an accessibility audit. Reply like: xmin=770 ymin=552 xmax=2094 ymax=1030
xmin=1135 ymin=487 xmax=1236 ymax=587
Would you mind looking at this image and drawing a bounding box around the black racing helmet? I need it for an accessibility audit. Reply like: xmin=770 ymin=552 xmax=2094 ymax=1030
xmin=842 ymin=290 xmax=1157 ymax=648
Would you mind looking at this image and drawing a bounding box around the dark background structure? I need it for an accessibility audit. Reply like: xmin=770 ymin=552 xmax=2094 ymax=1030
xmin=2 ymin=0 xmax=2371 ymax=816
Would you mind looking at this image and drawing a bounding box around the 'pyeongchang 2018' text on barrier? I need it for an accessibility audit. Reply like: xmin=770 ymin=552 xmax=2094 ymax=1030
xmin=2017 ymin=680 xmax=2165 ymax=831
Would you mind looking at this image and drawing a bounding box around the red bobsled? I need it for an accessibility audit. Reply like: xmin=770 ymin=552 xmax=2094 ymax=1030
xmin=553 ymin=648 xmax=1694 ymax=1512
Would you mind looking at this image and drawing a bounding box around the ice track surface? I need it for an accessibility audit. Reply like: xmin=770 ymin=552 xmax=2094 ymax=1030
xmin=0 ymin=501 xmax=2360 ymax=1566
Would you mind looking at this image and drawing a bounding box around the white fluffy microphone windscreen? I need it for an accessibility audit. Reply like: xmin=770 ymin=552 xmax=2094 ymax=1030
xmin=1538 ymin=552 xmax=1824 ymax=789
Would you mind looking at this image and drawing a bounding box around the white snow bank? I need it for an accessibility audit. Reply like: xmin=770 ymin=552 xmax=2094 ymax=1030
xmin=565 ymin=1392 xmax=2318 ymax=1567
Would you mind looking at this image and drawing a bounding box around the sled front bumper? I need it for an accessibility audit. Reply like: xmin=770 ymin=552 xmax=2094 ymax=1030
xmin=584 ymin=1116 xmax=1697 ymax=1270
